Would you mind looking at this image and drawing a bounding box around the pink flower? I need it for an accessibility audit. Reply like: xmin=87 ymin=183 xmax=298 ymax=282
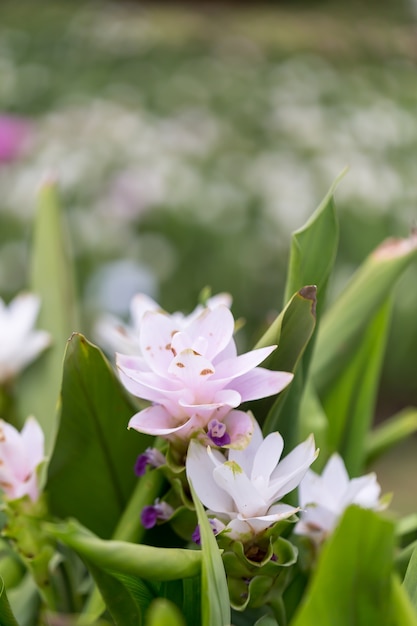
xmin=0 ymin=417 xmax=45 ymax=502
xmin=0 ymin=115 xmax=31 ymax=163
xmin=117 ymin=304 xmax=293 ymax=449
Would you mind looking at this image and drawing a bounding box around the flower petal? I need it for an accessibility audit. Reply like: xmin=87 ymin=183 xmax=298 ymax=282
xmin=213 ymin=460 xmax=267 ymax=518
xmin=251 ymin=431 xmax=284 ymax=485
xmin=231 ymin=369 xmax=293 ymax=402
xmin=186 ymin=440 xmax=235 ymax=514
xmin=187 ymin=306 xmax=235 ymax=360
xmin=267 ymin=434 xmax=318 ymax=502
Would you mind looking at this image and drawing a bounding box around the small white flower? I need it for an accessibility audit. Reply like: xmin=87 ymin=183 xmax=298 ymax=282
xmin=0 ymin=416 xmax=45 ymax=502
xmin=294 ymin=453 xmax=384 ymax=543
xmin=0 ymin=293 xmax=50 ymax=383
xmin=186 ymin=418 xmax=318 ymax=542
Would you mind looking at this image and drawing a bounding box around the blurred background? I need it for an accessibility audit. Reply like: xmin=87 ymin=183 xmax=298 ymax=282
xmin=0 ymin=0 xmax=416 ymax=511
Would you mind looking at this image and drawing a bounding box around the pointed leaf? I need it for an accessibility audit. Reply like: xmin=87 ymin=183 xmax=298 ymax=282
xmin=291 ymin=506 xmax=395 ymax=626
xmin=18 ymin=179 xmax=79 ymax=460
xmin=284 ymin=172 xmax=341 ymax=311
xmin=189 ymin=481 xmax=231 ymax=626
xmin=47 ymin=333 xmax=153 ymax=538
xmin=391 ymin=575 xmax=417 ymax=626
xmin=255 ymin=287 xmax=316 ymax=442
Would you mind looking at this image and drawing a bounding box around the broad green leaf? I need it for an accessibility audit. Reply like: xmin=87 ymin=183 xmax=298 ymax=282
xmin=18 ymin=179 xmax=79 ymax=460
xmin=145 ymin=598 xmax=186 ymax=626
xmin=291 ymin=506 xmax=395 ymax=626
xmin=366 ymin=408 xmax=417 ymax=465
xmin=403 ymin=545 xmax=417 ymax=611
xmin=312 ymin=233 xmax=417 ymax=393
xmin=189 ymin=482 xmax=230 ymax=626
xmin=82 ymin=559 xmax=156 ymax=625
xmin=256 ymin=287 xmax=316 ymax=442
xmin=47 ymin=519 xmax=202 ymax=581
xmin=47 ymin=333 xmax=153 ymax=538
xmin=317 ymin=298 xmax=391 ymax=474
xmin=0 ymin=577 xmax=19 ymax=626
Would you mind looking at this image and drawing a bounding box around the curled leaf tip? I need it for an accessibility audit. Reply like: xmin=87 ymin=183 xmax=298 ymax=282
xmin=299 ymin=285 xmax=317 ymax=316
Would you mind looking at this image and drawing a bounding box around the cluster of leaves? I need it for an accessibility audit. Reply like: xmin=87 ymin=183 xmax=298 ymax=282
xmin=0 ymin=177 xmax=416 ymax=625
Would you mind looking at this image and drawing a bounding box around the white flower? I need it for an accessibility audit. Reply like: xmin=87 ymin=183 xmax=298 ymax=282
xmin=95 ymin=291 xmax=232 ymax=356
xmin=294 ymin=453 xmax=383 ymax=543
xmin=0 ymin=417 xmax=45 ymax=502
xmin=186 ymin=418 xmax=318 ymax=542
xmin=0 ymin=293 xmax=50 ymax=383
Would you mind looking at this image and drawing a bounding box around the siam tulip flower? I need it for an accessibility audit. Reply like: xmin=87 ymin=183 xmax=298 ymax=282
xmin=117 ymin=303 xmax=293 ymax=450
xmin=0 ymin=293 xmax=50 ymax=384
xmin=0 ymin=417 xmax=45 ymax=502
xmin=95 ymin=291 xmax=232 ymax=357
xmin=186 ymin=419 xmax=318 ymax=542
xmin=294 ymin=453 xmax=384 ymax=543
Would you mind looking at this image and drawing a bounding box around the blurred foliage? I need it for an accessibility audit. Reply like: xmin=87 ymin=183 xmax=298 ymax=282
xmin=0 ymin=0 xmax=416 ymax=414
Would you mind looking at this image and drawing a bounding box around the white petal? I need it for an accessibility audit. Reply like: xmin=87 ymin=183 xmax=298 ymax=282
xmin=267 ymin=434 xmax=318 ymax=502
xmin=186 ymin=440 xmax=234 ymax=513
xmin=228 ymin=416 xmax=263 ymax=475
xmin=251 ymin=432 xmax=284 ymax=485
xmin=21 ymin=417 xmax=44 ymax=470
xmin=213 ymin=460 xmax=267 ymax=518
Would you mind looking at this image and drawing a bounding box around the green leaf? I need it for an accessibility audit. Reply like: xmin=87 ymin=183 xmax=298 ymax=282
xmin=291 ymin=506 xmax=395 ymax=626
xmin=256 ymin=287 xmax=316 ymax=443
xmin=366 ymin=408 xmax=417 ymax=465
xmin=82 ymin=560 xmax=156 ymax=625
xmin=145 ymin=598 xmax=186 ymax=626
xmin=18 ymin=179 xmax=79 ymax=461
xmin=390 ymin=575 xmax=417 ymax=626
xmin=189 ymin=481 xmax=231 ymax=626
xmin=0 ymin=577 xmax=19 ymax=626
xmin=403 ymin=544 xmax=417 ymax=611
xmin=312 ymin=233 xmax=417 ymax=394
xmin=316 ymin=298 xmax=391 ymax=474
xmin=284 ymin=173 xmax=341 ymax=309
xmin=47 ymin=333 xmax=153 ymax=538
xmin=47 ymin=519 xmax=202 ymax=581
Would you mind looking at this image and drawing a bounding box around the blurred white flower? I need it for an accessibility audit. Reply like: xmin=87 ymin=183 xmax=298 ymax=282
xmin=294 ymin=453 xmax=384 ymax=543
xmin=95 ymin=291 xmax=232 ymax=357
xmin=0 ymin=416 xmax=45 ymax=502
xmin=0 ymin=293 xmax=50 ymax=383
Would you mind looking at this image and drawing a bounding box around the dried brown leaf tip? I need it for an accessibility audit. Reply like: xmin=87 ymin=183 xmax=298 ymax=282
xmin=373 ymin=232 xmax=417 ymax=260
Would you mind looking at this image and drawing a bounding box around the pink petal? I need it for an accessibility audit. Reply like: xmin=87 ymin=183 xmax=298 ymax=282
xmin=187 ymin=307 xmax=235 ymax=360
xmin=213 ymin=346 xmax=277 ymax=381
xmin=222 ymin=410 xmax=254 ymax=450
xmin=232 ymin=369 xmax=293 ymax=402
xmin=128 ymin=404 xmax=191 ymax=436
xmin=139 ymin=311 xmax=180 ymax=374
xmin=21 ymin=417 xmax=44 ymax=470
